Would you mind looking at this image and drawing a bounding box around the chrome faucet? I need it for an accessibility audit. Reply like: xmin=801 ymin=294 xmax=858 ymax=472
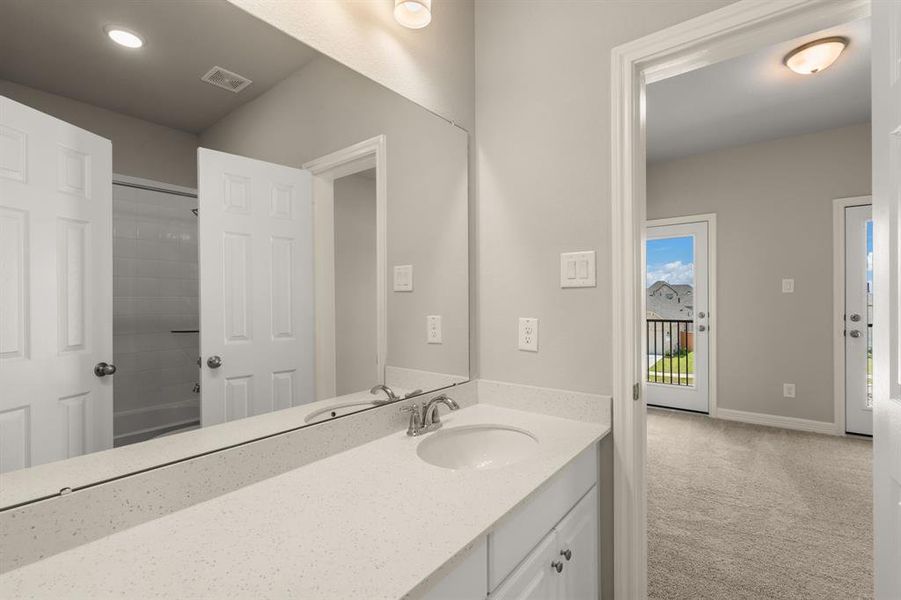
xmin=370 ymin=384 xmax=400 ymax=404
xmin=400 ymin=394 xmax=459 ymax=436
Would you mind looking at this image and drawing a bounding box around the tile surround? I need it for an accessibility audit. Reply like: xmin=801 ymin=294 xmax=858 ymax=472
xmin=112 ymin=184 xmax=200 ymax=442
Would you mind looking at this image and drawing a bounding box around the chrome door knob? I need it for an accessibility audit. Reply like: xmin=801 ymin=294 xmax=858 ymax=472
xmin=698 ymin=311 xmax=706 ymax=318
xmin=560 ymin=548 xmax=573 ymax=561
xmin=206 ymin=355 xmax=223 ymax=369
xmin=93 ymin=362 xmax=116 ymax=377
xmin=551 ymin=561 xmax=564 ymax=573
xmin=849 ymin=313 xmax=862 ymax=322
xmin=848 ymin=329 xmax=862 ymax=338
xmin=698 ymin=325 xmax=707 ymax=332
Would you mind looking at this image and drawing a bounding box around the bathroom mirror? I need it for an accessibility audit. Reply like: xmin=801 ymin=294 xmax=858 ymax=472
xmin=0 ymin=0 xmax=468 ymax=500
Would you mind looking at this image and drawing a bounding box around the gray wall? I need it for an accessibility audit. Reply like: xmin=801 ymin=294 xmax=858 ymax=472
xmin=474 ymin=0 xmax=735 ymax=395
xmin=647 ymin=123 xmax=871 ymax=423
xmin=200 ymin=55 xmax=469 ymax=382
xmin=334 ymin=171 xmax=378 ymax=395
xmin=0 ymin=79 xmax=198 ymax=188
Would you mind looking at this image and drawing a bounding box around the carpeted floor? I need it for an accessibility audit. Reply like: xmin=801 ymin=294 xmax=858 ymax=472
xmin=648 ymin=409 xmax=873 ymax=600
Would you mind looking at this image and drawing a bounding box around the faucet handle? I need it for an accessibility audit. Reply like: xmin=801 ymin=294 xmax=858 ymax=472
xmin=399 ymin=403 xmax=419 ymax=413
xmin=400 ymin=403 xmax=423 ymax=437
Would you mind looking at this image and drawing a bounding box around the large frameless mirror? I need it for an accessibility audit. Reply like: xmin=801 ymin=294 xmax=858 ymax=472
xmin=0 ymin=0 xmax=468 ymax=505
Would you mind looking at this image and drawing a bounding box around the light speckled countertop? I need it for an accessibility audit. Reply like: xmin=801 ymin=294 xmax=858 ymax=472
xmin=0 ymin=404 xmax=608 ymax=599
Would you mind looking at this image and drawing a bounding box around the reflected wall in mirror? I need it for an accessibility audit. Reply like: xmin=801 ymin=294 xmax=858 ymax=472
xmin=0 ymin=0 xmax=468 ymax=488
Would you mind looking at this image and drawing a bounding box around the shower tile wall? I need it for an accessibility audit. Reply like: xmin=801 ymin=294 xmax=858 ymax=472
xmin=112 ymin=184 xmax=200 ymax=446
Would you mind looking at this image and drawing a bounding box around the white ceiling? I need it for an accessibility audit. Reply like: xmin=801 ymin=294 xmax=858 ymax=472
xmin=646 ymin=17 xmax=870 ymax=163
xmin=0 ymin=0 xmax=319 ymax=133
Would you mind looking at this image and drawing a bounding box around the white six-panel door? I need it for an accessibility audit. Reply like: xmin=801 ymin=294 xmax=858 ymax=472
xmin=197 ymin=148 xmax=314 ymax=426
xmin=872 ymin=1 xmax=901 ymax=597
xmin=0 ymin=96 xmax=113 ymax=473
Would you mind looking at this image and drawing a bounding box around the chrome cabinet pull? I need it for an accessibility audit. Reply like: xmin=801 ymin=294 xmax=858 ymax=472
xmin=560 ymin=548 xmax=572 ymax=561
xmin=206 ymin=355 xmax=222 ymax=369
xmin=551 ymin=560 xmax=564 ymax=573
xmin=93 ymin=362 xmax=117 ymax=377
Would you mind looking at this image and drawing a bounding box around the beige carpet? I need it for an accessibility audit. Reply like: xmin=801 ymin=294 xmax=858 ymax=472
xmin=648 ymin=409 xmax=873 ymax=600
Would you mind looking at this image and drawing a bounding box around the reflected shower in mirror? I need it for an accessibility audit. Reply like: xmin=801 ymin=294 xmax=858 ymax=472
xmin=0 ymin=0 xmax=468 ymax=488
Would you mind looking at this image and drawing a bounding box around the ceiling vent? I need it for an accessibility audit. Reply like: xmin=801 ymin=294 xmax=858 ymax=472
xmin=200 ymin=66 xmax=252 ymax=93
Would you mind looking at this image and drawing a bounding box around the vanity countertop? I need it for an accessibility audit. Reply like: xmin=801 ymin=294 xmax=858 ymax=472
xmin=0 ymin=404 xmax=609 ymax=599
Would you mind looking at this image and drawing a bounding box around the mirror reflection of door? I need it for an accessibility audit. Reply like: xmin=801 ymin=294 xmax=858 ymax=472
xmin=645 ymin=220 xmax=710 ymax=413
xmin=844 ymin=204 xmax=873 ymax=436
xmin=0 ymin=97 xmax=114 ymax=472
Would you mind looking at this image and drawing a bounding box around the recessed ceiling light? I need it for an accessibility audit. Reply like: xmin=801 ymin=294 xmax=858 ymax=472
xmin=394 ymin=0 xmax=431 ymax=29
xmin=783 ymin=36 xmax=848 ymax=75
xmin=105 ymin=26 xmax=144 ymax=49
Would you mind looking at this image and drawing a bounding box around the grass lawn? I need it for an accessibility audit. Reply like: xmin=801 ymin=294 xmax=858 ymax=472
xmin=649 ymin=351 xmax=694 ymax=385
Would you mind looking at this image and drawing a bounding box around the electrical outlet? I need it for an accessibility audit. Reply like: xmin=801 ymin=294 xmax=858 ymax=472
xmin=427 ymin=315 xmax=442 ymax=344
xmin=782 ymin=278 xmax=794 ymax=293
xmin=783 ymin=383 xmax=796 ymax=398
xmin=518 ymin=317 xmax=539 ymax=352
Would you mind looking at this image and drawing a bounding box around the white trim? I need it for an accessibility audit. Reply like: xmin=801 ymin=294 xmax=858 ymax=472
xmin=646 ymin=213 xmax=718 ymax=418
xmin=832 ymin=196 xmax=873 ymax=436
xmin=717 ymin=408 xmax=836 ymax=435
xmin=303 ymin=136 xmax=388 ymax=400
xmin=112 ymin=173 xmax=197 ymax=197
xmin=610 ymin=1 xmax=871 ymax=596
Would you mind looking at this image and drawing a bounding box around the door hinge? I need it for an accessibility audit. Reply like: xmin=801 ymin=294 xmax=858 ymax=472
xmin=633 ymin=383 xmax=640 ymax=401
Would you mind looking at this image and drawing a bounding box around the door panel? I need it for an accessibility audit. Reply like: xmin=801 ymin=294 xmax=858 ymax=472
xmin=844 ymin=204 xmax=872 ymax=436
xmin=492 ymin=531 xmax=562 ymax=600
xmin=872 ymin=1 xmax=901 ymax=596
xmin=0 ymin=96 xmax=113 ymax=472
xmin=198 ymin=148 xmax=314 ymax=427
xmin=645 ymin=220 xmax=710 ymax=413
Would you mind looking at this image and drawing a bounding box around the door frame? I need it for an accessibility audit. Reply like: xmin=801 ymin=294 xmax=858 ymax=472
xmin=645 ymin=213 xmax=718 ymax=417
xmin=303 ymin=135 xmax=387 ymax=401
xmin=609 ymin=1 xmax=871 ymax=596
xmin=832 ymin=195 xmax=873 ymax=436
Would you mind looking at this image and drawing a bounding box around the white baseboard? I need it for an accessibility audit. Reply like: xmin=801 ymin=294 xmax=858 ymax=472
xmin=716 ymin=408 xmax=836 ymax=435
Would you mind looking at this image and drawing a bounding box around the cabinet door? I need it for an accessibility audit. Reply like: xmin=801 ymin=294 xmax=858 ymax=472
xmin=492 ymin=531 xmax=562 ymax=600
xmin=556 ymin=486 xmax=599 ymax=600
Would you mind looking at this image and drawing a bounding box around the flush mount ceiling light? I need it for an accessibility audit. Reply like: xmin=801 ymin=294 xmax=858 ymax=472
xmin=105 ymin=26 xmax=144 ymax=49
xmin=783 ymin=36 xmax=848 ymax=75
xmin=394 ymin=0 xmax=431 ymax=29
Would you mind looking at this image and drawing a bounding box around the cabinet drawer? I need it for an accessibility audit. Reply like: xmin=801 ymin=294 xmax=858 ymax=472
xmin=488 ymin=445 xmax=597 ymax=591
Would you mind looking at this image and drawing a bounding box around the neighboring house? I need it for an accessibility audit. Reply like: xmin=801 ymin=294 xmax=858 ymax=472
xmin=647 ymin=281 xmax=694 ymax=357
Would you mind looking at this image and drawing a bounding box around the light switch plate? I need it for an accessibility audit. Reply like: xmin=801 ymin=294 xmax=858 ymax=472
xmin=561 ymin=251 xmax=596 ymax=288
xmin=782 ymin=278 xmax=794 ymax=293
xmin=518 ymin=317 xmax=539 ymax=352
xmin=394 ymin=265 xmax=413 ymax=292
xmin=783 ymin=383 xmax=796 ymax=398
xmin=427 ymin=315 xmax=442 ymax=344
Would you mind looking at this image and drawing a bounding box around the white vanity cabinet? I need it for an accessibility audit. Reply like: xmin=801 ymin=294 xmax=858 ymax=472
xmin=422 ymin=444 xmax=600 ymax=600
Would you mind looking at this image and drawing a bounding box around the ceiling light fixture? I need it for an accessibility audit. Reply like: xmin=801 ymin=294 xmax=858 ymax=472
xmin=394 ymin=0 xmax=431 ymax=29
xmin=105 ymin=26 xmax=144 ymax=49
xmin=783 ymin=36 xmax=848 ymax=75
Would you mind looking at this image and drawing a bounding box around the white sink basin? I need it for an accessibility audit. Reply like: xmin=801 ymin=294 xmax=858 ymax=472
xmin=304 ymin=400 xmax=377 ymax=424
xmin=416 ymin=424 xmax=538 ymax=470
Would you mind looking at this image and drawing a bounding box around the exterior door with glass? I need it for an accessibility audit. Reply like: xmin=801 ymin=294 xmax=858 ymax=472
xmin=645 ymin=220 xmax=710 ymax=413
xmin=844 ymin=203 xmax=872 ymax=436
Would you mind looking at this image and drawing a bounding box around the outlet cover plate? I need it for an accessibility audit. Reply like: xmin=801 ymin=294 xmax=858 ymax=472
xmin=782 ymin=278 xmax=794 ymax=293
xmin=783 ymin=383 xmax=796 ymax=398
xmin=518 ymin=317 xmax=539 ymax=352
xmin=427 ymin=315 xmax=442 ymax=344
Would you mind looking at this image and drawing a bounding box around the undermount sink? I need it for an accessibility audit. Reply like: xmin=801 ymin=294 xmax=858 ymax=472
xmin=304 ymin=400 xmax=377 ymax=424
xmin=416 ymin=424 xmax=538 ymax=470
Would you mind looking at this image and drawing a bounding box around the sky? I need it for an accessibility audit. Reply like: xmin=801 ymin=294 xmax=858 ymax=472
xmin=646 ymin=235 xmax=694 ymax=287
